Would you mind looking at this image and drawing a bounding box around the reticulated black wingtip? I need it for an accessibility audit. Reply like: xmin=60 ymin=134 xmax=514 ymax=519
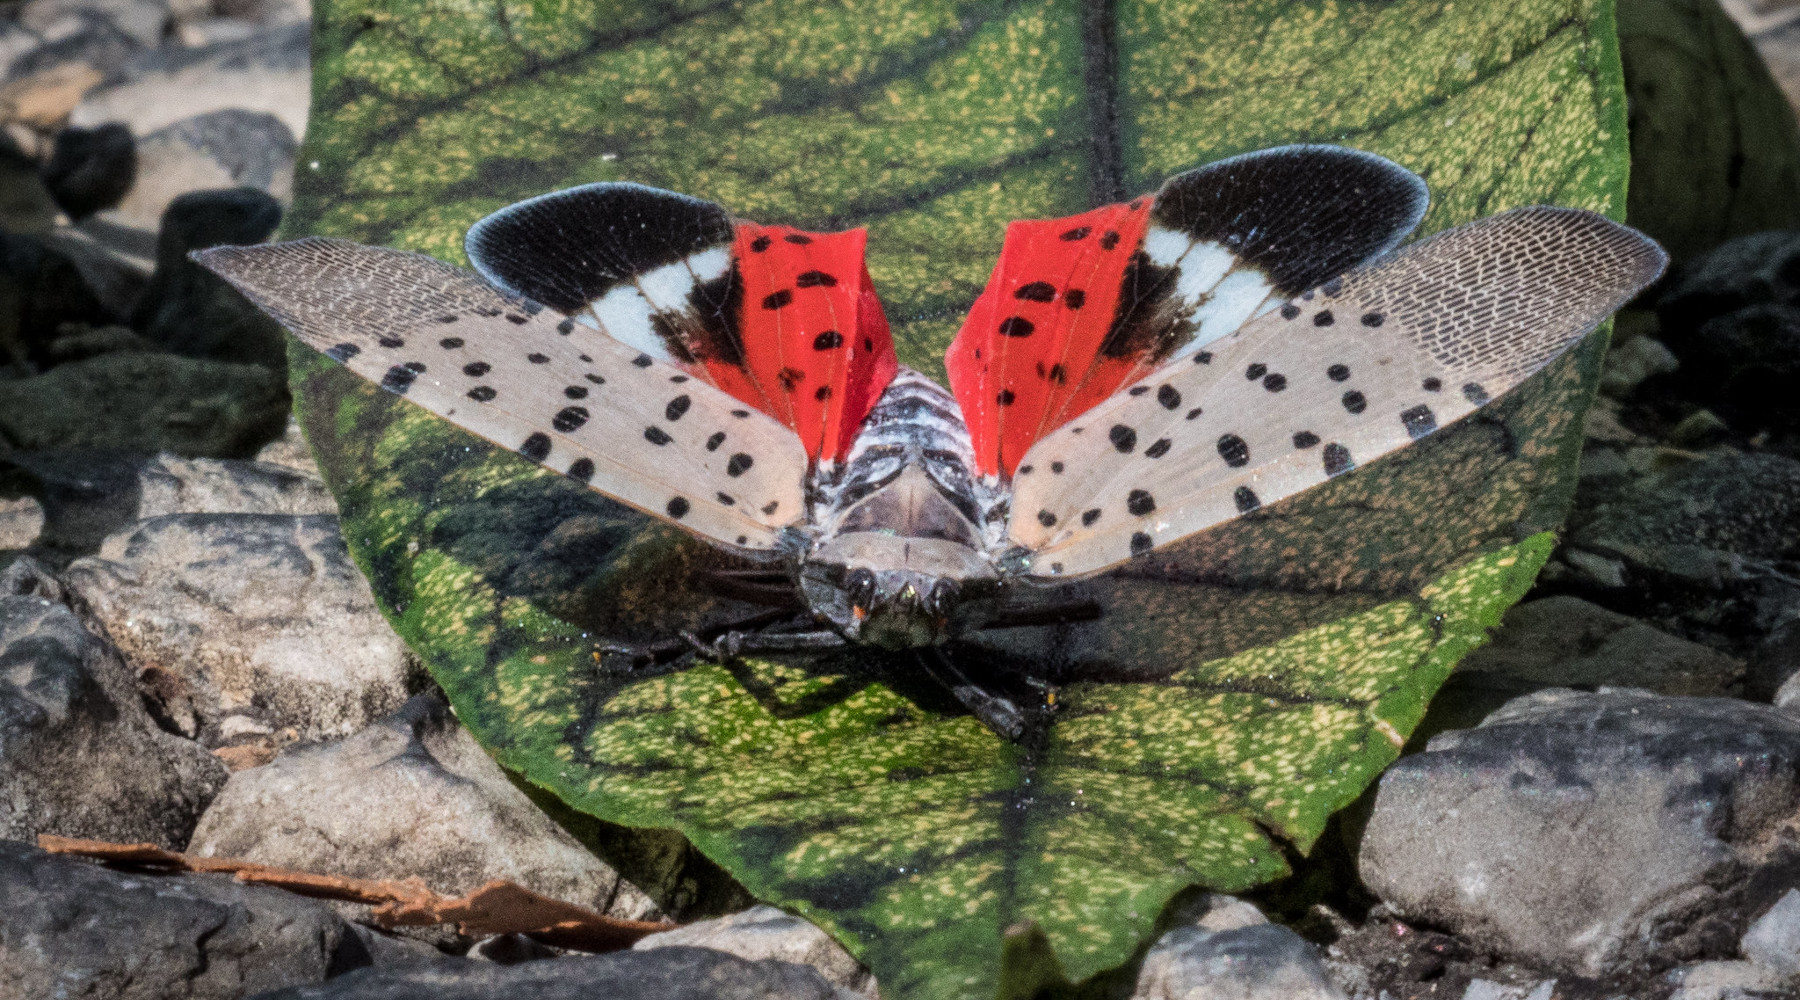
xmin=463 ymin=182 xmax=737 ymax=313
xmin=1152 ymin=144 xmax=1430 ymax=294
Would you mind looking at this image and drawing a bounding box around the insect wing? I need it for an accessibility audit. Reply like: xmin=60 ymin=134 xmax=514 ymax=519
xmin=464 ymin=183 xmax=897 ymax=467
xmin=946 ymin=145 xmax=1430 ymax=478
xmin=1006 ymin=206 xmax=1668 ymax=578
xmin=197 ymin=238 xmax=810 ymax=551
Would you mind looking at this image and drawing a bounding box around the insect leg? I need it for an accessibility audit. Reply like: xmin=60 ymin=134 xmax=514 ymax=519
xmin=685 ymin=628 xmax=850 ymax=659
xmin=917 ymin=649 xmax=1026 ymax=741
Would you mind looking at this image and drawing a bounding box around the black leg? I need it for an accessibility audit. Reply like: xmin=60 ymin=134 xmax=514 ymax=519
xmin=596 ymin=608 xmax=799 ymax=669
xmin=685 ymin=628 xmax=850 ymax=659
xmin=918 ymin=650 xmax=1026 ymax=741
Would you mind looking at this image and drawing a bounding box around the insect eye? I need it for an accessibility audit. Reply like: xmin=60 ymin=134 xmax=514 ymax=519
xmin=926 ymin=580 xmax=957 ymax=616
xmin=846 ymin=569 xmax=877 ymax=608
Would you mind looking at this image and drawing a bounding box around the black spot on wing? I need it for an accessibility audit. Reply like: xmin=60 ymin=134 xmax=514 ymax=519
xmin=1098 ymin=250 xmax=1180 ymax=362
xmin=1148 ymin=145 xmax=1428 ymax=294
xmin=520 ymin=433 xmax=552 ymax=461
xmin=1217 ymin=433 xmax=1249 ymax=467
xmin=465 ymin=183 xmax=734 ymax=311
xmin=1234 ymin=486 xmax=1260 ymax=513
xmin=380 ymin=365 xmax=417 ymax=393
xmin=1015 ymin=281 xmax=1057 ymax=302
xmin=566 ymin=458 xmax=595 ymax=483
xmin=326 ymin=343 xmax=359 ymax=362
xmin=1401 ymin=404 xmax=1437 ymax=439
xmin=682 ymin=266 xmax=746 ymax=367
xmin=1323 ymin=442 xmax=1353 ymax=476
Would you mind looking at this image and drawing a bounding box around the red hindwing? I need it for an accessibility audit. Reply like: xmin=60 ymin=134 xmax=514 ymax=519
xmin=944 ymin=199 xmax=1152 ymax=478
xmin=707 ymin=224 xmax=898 ymax=466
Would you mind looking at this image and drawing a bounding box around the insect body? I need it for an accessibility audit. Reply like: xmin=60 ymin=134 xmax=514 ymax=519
xmin=198 ymin=145 xmax=1666 ymax=737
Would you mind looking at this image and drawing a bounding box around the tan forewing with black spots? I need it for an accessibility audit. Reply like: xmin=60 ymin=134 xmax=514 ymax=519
xmin=1007 ymin=207 xmax=1668 ymax=578
xmin=196 ymin=238 xmax=809 ymax=552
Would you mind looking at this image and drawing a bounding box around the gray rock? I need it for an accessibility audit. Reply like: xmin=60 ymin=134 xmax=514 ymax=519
xmin=23 ymin=451 xmax=334 ymax=560
xmin=1572 ymin=451 xmax=1800 ymax=568
xmin=1676 ymin=304 xmax=1800 ymax=448
xmin=64 ymin=513 xmax=419 ymax=743
xmin=44 ymin=228 xmax=150 ymax=318
xmin=1460 ymin=596 xmax=1743 ymax=696
xmin=42 ymin=121 xmax=136 ymax=220
xmin=0 ymin=839 xmax=386 ymax=998
xmin=5 ymin=10 xmax=144 ymax=84
xmin=1416 ymin=597 xmax=1743 ymax=746
xmin=246 ymin=947 xmax=850 ymax=1000
xmin=71 ymin=22 xmax=311 ymax=150
xmin=1600 ymin=333 xmax=1679 ymax=398
xmin=635 ymin=905 xmax=873 ymax=996
xmin=0 ymin=229 xmax=116 ymax=372
xmin=0 ymin=351 xmax=289 ymax=456
xmin=0 ymin=495 xmax=43 ymax=549
xmin=15 ymin=0 xmax=168 ymax=50
xmin=255 ymin=416 xmax=322 ymax=477
xmin=1360 ymin=688 xmax=1800 ymax=976
xmin=1459 ymin=981 xmax=1554 ymax=1000
xmin=1741 ymin=889 xmax=1800 ymax=978
xmin=188 ymin=694 xmax=660 ymax=921
xmin=1131 ymin=922 xmax=1346 ymax=1000
xmin=134 ymin=187 xmax=287 ymax=371
xmin=133 ymin=453 xmax=334 ymax=519
xmin=111 ymin=111 xmax=294 ymax=234
xmin=0 ymin=589 xmax=226 ymax=847
xmin=0 ymin=131 xmax=57 ymax=236
xmin=1665 ymin=960 xmax=1795 ymax=1000
xmin=1658 ymin=231 xmax=1800 ymax=332
xmin=1748 ymin=619 xmax=1800 ymax=706
xmin=1166 ymin=893 xmax=1271 ymax=935
xmin=1567 ymin=450 xmax=1800 ymax=643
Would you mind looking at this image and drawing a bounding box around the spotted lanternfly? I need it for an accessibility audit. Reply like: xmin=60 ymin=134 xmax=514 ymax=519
xmin=197 ymin=146 xmax=1666 ymax=739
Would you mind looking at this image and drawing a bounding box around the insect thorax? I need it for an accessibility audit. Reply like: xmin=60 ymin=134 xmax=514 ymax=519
xmin=800 ymin=369 xmax=1010 ymax=647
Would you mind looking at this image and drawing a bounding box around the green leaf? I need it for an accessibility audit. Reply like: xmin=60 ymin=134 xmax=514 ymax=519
xmin=287 ymin=0 xmax=1631 ymax=994
xmin=1617 ymin=0 xmax=1800 ymax=265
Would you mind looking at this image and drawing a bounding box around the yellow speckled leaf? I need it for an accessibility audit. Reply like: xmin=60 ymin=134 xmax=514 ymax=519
xmin=287 ymin=0 xmax=1630 ymax=995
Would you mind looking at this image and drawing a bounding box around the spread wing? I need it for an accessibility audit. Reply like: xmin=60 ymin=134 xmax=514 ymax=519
xmin=945 ymin=145 xmax=1430 ymax=478
xmin=464 ymin=183 xmax=897 ymax=467
xmin=196 ymin=238 xmax=810 ymax=552
xmin=1005 ymin=206 xmax=1668 ymax=578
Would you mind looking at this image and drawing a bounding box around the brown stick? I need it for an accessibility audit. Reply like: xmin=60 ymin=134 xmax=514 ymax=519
xmin=37 ymin=834 xmax=674 ymax=952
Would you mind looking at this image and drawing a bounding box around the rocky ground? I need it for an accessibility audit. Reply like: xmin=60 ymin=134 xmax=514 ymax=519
xmin=5 ymin=0 xmax=1800 ymax=997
